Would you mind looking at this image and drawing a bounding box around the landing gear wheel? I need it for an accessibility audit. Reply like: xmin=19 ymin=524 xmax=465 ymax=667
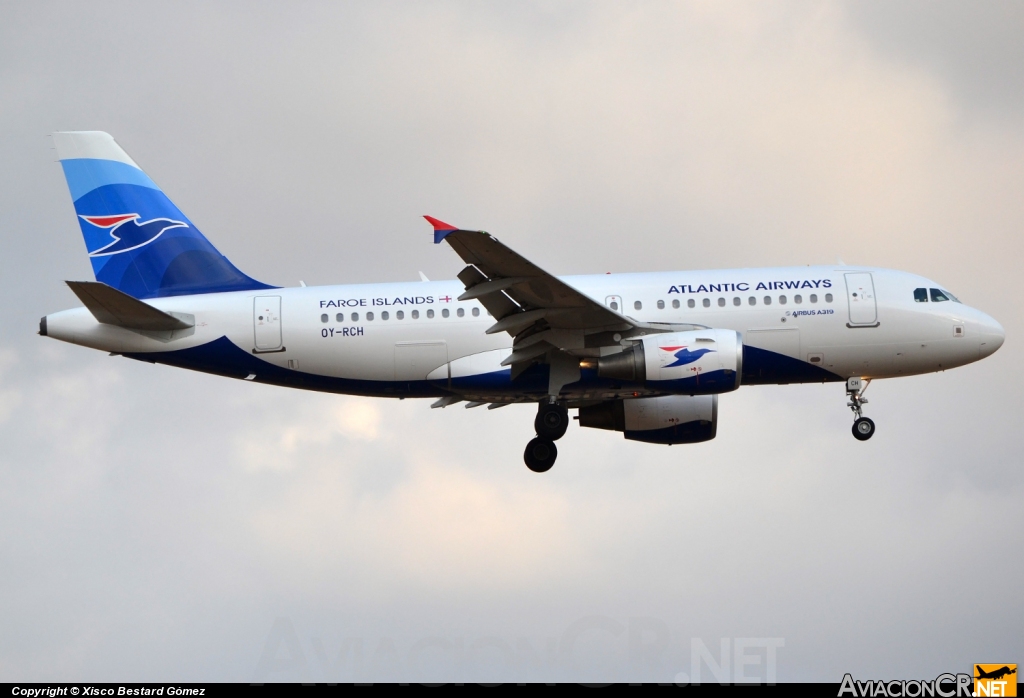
xmin=535 ymin=403 xmax=569 ymax=440
xmin=852 ymin=417 xmax=875 ymax=441
xmin=524 ymin=437 xmax=557 ymax=472
xmin=846 ymin=378 xmax=875 ymax=441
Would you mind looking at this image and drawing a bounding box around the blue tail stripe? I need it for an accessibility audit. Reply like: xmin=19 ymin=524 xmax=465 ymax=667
xmin=70 ymin=181 xmax=274 ymax=298
xmin=55 ymin=132 xmax=276 ymax=298
xmin=61 ymin=158 xmax=159 ymax=201
xmin=86 ymin=227 xmax=273 ymax=298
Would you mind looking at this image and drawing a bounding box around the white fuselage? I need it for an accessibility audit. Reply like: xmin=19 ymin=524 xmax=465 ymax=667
xmin=44 ymin=266 xmax=1004 ymax=397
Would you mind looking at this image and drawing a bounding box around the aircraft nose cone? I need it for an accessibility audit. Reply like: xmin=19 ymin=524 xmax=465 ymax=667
xmin=978 ymin=313 xmax=1004 ymax=359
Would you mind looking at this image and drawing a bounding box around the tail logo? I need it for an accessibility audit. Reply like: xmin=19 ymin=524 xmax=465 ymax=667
xmin=660 ymin=345 xmax=715 ymax=368
xmin=80 ymin=213 xmax=187 ymax=257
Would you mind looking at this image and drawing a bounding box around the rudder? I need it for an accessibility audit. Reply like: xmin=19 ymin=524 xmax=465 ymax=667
xmin=53 ymin=131 xmax=274 ymax=299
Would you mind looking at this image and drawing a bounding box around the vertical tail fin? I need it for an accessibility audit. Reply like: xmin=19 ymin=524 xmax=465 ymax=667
xmin=53 ymin=131 xmax=274 ymax=299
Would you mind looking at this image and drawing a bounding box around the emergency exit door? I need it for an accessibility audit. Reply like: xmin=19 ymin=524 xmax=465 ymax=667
xmin=254 ymin=296 xmax=283 ymax=351
xmin=844 ymin=273 xmax=878 ymax=327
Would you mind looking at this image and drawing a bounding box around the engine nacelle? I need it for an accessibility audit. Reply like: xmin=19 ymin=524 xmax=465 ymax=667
xmin=579 ymin=394 xmax=718 ymax=444
xmin=596 ymin=329 xmax=742 ymax=394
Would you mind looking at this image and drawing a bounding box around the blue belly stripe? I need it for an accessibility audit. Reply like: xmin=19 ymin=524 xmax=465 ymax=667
xmin=124 ymin=336 xmax=843 ymax=397
xmin=741 ymin=345 xmax=841 ymax=385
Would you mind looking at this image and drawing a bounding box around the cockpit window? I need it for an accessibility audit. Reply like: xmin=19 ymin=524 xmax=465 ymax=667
xmin=914 ymin=288 xmax=928 ymax=303
xmin=930 ymin=288 xmax=951 ymax=303
xmin=944 ymin=290 xmax=961 ymax=303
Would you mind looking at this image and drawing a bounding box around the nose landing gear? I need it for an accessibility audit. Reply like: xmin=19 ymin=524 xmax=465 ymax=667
xmin=524 ymin=401 xmax=569 ymax=472
xmin=853 ymin=417 xmax=875 ymax=440
xmin=847 ymin=377 xmax=876 ymax=441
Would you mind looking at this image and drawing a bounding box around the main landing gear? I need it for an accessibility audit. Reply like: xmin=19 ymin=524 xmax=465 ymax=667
xmin=524 ymin=437 xmax=557 ymax=473
xmin=524 ymin=402 xmax=569 ymax=472
xmin=847 ymin=377 xmax=876 ymax=441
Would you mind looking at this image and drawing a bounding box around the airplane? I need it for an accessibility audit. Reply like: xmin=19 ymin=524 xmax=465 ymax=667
xmin=975 ymin=666 xmax=1016 ymax=681
xmin=39 ymin=131 xmax=1005 ymax=472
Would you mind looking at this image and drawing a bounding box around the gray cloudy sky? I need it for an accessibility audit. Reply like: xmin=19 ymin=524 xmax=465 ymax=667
xmin=1 ymin=1 xmax=1021 ymax=683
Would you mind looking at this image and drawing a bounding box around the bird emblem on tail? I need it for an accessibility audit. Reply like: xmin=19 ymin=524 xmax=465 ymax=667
xmin=80 ymin=213 xmax=187 ymax=257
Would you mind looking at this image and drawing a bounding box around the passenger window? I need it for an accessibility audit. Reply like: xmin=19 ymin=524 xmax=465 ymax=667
xmin=794 ymin=295 xmax=802 ymax=304
xmin=717 ymin=298 xmax=725 ymax=307
xmin=930 ymin=288 xmax=950 ymax=302
xmin=321 ymin=314 xmax=328 ymax=323
xmin=779 ymin=295 xmax=787 ymax=305
xmin=351 ymin=312 xmax=359 ymax=321
xmin=412 ymin=309 xmax=419 ymax=319
xmin=748 ymin=296 xmax=756 ymax=305
xmin=610 ymin=301 xmax=618 ymax=310
xmin=634 ymin=301 xmax=642 ymax=310
xmin=688 ymin=299 xmax=695 ymax=308
xmin=810 ymin=294 xmax=817 ymax=303
xmin=442 ymin=308 xmax=450 ymax=318
xmin=733 ymin=297 xmax=741 ymax=306
xmin=457 ymin=307 xmax=465 ymax=317
xmin=702 ymin=298 xmax=710 ymax=308
xmin=672 ymin=299 xmax=680 ymax=309
xmin=764 ymin=296 xmax=772 ymax=305
xmin=396 ymin=310 xmax=404 ymax=320
xmin=427 ymin=309 xmax=434 ymax=318
xmin=336 ymin=313 xmax=344 ymax=322
xmin=825 ymin=293 xmax=833 ymax=303
xmin=657 ymin=300 xmax=665 ymax=309
xmin=472 ymin=307 xmax=480 ymax=316
xmin=914 ymin=288 xmax=928 ymax=303
xmin=366 ymin=312 xmax=374 ymax=321
xmin=381 ymin=311 xmax=389 ymax=320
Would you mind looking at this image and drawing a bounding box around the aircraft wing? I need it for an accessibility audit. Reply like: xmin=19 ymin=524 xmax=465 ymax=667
xmin=427 ymin=216 xmax=698 ymax=389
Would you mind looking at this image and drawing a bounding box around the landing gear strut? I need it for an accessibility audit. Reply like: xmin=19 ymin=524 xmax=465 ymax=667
xmin=524 ymin=402 xmax=569 ymax=472
xmin=847 ymin=377 xmax=875 ymax=441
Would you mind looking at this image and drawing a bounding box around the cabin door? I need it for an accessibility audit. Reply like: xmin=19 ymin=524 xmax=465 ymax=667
xmin=844 ymin=273 xmax=878 ymax=326
xmin=253 ymin=296 xmax=283 ymax=352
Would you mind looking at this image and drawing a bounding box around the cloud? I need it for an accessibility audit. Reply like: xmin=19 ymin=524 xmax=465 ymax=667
xmin=248 ymin=457 xmax=581 ymax=595
xmin=235 ymin=396 xmax=384 ymax=472
xmin=0 ymin=350 xmax=23 ymax=424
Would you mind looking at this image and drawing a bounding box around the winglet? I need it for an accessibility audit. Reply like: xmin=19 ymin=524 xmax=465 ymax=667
xmin=424 ymin=215 xmax=458 ymax=244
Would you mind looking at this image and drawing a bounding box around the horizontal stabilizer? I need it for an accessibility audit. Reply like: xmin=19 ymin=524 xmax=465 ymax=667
xmin=66 ymin=280 xmax=193 ymax=331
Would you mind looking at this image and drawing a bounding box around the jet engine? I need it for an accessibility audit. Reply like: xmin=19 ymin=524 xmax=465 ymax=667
xmin=578 ymin=394 xmax=718 ymax=444
xmin=596 ymin=328 xmax=742 ymax=394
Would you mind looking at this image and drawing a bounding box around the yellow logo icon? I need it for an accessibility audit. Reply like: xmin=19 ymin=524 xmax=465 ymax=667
xmin=975 ymin=664 xmax=1017 ymax=697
